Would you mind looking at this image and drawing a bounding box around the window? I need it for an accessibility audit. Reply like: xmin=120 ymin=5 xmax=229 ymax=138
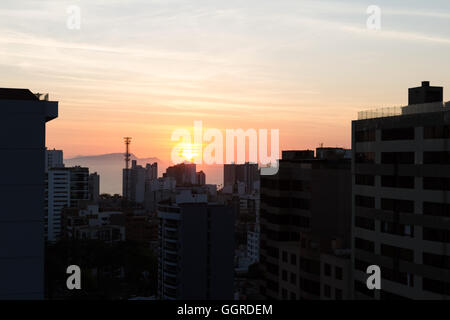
xmin=423 ymin=202 xmax=450 ymax=217
xmin=335 ymin=289 xmax=343 ymax=300
xmin=354 ymin=259 xmax=370 ymax=272
xmin=381 ymin=198 xmax=414 ymax=213
xmin=423 ymin=227 xmax=450 ymax=243
xmin=324 ymin=285 xmax=331 ymax=298
xmin=290 ymin=292 xmax=296 ymax=300
xmin=355 ymin=195 xmax=375 ymax=208
xmin=355 ymin=129 xmax=376 ymax=142
xmin=355 ymin=152 xmax=375 ymax=164
xmin=355 ymin=280 xmax=374 ymax=298
xmin=301 ymin=238 xmax=307 ymax=248
xmin=335 ymin=267 xmax=343 ymax=280
xmin=290 ymin=273 xmax=297 ymax=285
xmin=382 ymin=267 xmax=414 ymax=287
xmin=381 ymin=152 xmax=415 ymax=164
xmin=292 ymin=180 xmax=311 ymax=192
xmin=267 ymin=280 xmax=278 ymax=292
xmin=300 ymin=278 xmax=320 ymax=296
xmin=355 ymin=174 xmax=375 ymax=186
xmin=355 ymin=237 xmax=375 ymax=253
xmin=355 ymin=216 xmax=375 ymax=230
xmin=423 ymin=252 xmax=450 ymax=269
xmin=423 ymin=151 xmax=450 ymax=164
xmin=423 ymin=177 xmax=450 ymax=191
xmin=381 ymin=127 xmax=414 ymax=141
xmin=324 ymin=263 xmax=331 ymax=276
xmin=424 ymin=125 xmax=450 ymax=139
xmin=282 ymin=251 xmax=288 ymax=262
xmin=300 ymin=258 xmax=320 ymax=275
xmin=380 ymin=221 xmax=414 ymax=237
xmin=291 ymin=197 xmax=310 ymax=210
xmin=282 ymin=270 xmax=288 ymax=281
xmin=291 ymin=254 xmax=297 ymax=266
xmin=380 ymin=244 xmax=414 ymax=262
xmin=423 ymin=278 xmax=450 ymax=295
xmin=282 ymin=288 xmax=288 ymax=299
xmin=381 ymin=175 xmax=415 ymax=189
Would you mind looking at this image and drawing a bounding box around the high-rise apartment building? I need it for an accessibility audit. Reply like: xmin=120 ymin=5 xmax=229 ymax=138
xmin=260 ymin=148 xmax=352 ymax=300
xmin=352 ymin=82 xmax=450 ymax=299
xmin=223 ymin=162 xmax=259 ymax=194
xmin=0 ymin=88 xmax=58 ymax=299
xmin=123 ymin=160 xmax=158 ymax=203
xmin=45 ymin=166 xmax=89 ymax=241
xmin=163 ymin=162 xmax=196 ymax=186
xmin=88 ymin=172 xmax=100 ymax=203
xmin=196 ymin=170 xmax=206 ymax=186
xmin=157 ymin=190 xmax=235 ymax=299
xmin=45 ymin=149 xmax=64 ymax=171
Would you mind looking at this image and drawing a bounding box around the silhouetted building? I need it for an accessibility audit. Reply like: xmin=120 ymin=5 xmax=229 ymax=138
xmin=352 ymin=82 xmax=450 ymax=299
xmin=146 ymin=162 xmax=158 ymax=181
xmin=89 ymin=172 xmax=100 ymax=203
xmin=62 ymin=205 xmax=125 ymax=243
xmin=45 ymin=149 xmax=64 ymax=171
xmin=123 ymin=160 xmax=157 ymax=203
xmin=45 ymin=166 xmax=89 ymax=241
xmin=0 ymin=88 xmax=57 ymax=299
xmin=157 ymin=190 xmax=235 ymax=299
xmin=260 ymin=148 xmax=352 ymax=300
xmin=163 ymin=162 xmax=196 ymax=186
xmin=125 ymin=214 xmax=158 ymax=246
xmin=196 ymin=170 xmax=206 ymax=185
xmin=144 ymin=177 xmax=176 ymax=212
xmin=123 ymin=160 xmax=146 ymax=203
xmin=223 ymin=163 xmax=259 ymax=194
xmin=408 ymin=81 xmax=443 ymax=106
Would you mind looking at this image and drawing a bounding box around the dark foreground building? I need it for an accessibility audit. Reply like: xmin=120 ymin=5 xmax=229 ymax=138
xmin=0 ymin=89 xmax=58 ymax=299
xmin=157 ymin=191 xmax=235 ymax=299
xmin=260 ymin=148 xmax=352 ymax=299
xmin=353 ymin=82 xmax=450 ymax=299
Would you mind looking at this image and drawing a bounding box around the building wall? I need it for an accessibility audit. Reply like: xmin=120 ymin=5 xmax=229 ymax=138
xmin=46 ymin=166 xmax=89 ymax=241
xmin=0 ymin=94 xmax=57 ymax=299
xmin=352 ymin=109 xmax=450 ymax=300
xmin=260 ymin=151 xmax=351 ymax=300
xmin=158 ymin=202 xmax=235 ymax=300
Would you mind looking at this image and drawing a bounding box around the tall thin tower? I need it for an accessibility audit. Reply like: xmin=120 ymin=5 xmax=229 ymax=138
xmin=124 ymin=137 xmax=132 ymax=202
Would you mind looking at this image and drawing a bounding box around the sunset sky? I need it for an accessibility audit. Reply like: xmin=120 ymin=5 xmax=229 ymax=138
xmin=1 ymin=0 xmax=450 ymax=163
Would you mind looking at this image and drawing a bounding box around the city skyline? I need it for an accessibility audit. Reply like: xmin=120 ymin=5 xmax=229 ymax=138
xmin=1 ymin=0 xmax=450 ymax=161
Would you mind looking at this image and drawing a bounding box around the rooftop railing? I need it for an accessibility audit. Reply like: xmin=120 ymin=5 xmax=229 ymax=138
xmin=358 ymin=101 xmax=450 ymax=120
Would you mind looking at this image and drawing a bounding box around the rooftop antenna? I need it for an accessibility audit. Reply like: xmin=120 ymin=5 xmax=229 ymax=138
xmin=124 ymin=137 xmax=132 ymax=203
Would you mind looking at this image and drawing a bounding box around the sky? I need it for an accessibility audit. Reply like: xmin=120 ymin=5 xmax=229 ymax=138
xmin=1 ymin=0 xmax=450 ymax=164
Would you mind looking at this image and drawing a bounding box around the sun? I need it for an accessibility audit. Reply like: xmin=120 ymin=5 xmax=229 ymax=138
xmin=180 ymin=143 xmax=200 ymax=162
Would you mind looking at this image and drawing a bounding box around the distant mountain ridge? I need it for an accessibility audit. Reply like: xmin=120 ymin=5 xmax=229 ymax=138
xmin=68 ymin=152 xmax=159 ymax=163
xmin=65 ymin=153 xmax=163 ymax=195
xmin=65 ymin=153 xmax=224 ymax=195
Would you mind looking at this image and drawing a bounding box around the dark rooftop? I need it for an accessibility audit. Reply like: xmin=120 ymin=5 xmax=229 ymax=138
xmin=0 ymin=88 xmax=39 ymax=101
